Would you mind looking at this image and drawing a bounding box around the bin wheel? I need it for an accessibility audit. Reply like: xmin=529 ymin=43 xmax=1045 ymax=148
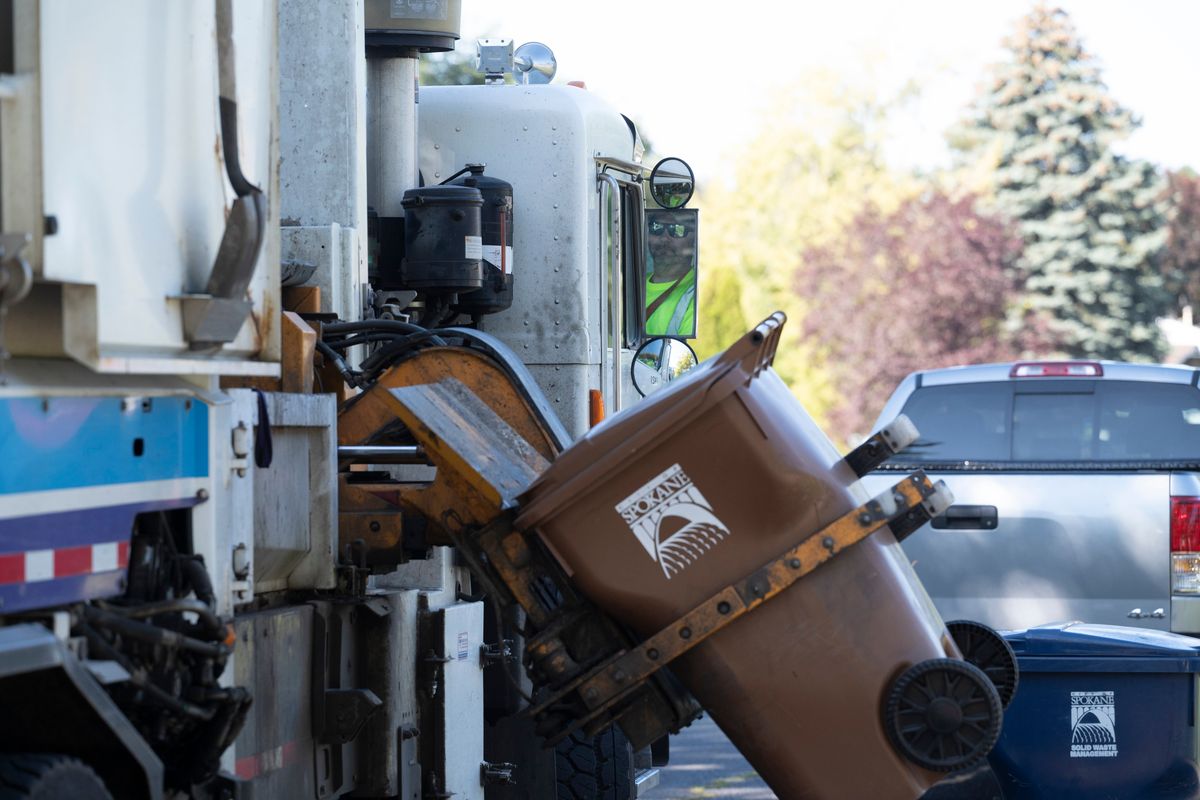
xmin=883 ymin=658 xmax=1002 ymax=773
xmin=946 ymin=619 xmax=1019 ymax=709
xmin=0 ymin=754 xmax=113 ymax=800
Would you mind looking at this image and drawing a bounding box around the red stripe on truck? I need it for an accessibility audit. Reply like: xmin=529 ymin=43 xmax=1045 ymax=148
xmin=234 ymin=740 xmax=303 ymax=780
xmin=0 ymin=553 xmax=23 ymax=584
xmin=54 ymin=545 xmax=93 ymax=577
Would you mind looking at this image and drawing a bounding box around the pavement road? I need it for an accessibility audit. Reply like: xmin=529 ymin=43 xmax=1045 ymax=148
xmin=646 ymin=717 xmax=1002 ymax=800
xmin=648 ymin=716 xmax=776 ymax=799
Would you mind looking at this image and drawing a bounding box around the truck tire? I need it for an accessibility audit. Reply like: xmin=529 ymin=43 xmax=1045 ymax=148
xmin=555 ymin=728 xmax=633 ymax=800
xmin=0 ymin=754 xmax=113 ymax=800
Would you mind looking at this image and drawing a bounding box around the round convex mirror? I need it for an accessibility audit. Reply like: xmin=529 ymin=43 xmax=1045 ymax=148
xmin=649 ymin=157 xmax=695 ymax=208
xmin=632 ymin=337 xmax=699 ymax=397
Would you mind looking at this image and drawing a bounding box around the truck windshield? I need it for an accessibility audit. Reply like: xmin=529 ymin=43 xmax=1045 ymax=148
xmin=893 ymin=380 xmax=1200 ymax=462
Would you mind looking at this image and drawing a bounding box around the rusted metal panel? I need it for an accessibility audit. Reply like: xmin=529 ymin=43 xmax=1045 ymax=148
xmin=339 ymin=374 xmax=550 ymax=546
xmin=280 ymin=312 xmax=316 ymax=393
xmin=338 ymin=347 xmax=561 ymax=462
xmin=339 ymin=479 xmax=415 ymax=562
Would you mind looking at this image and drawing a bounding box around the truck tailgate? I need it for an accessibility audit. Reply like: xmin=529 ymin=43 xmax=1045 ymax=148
xmin=861 ymin=471 xmax=1171 ymax=631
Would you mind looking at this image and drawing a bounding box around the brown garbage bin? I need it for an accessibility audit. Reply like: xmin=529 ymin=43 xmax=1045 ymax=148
xmin=515 ymin=314 xmax=1000 ymax=800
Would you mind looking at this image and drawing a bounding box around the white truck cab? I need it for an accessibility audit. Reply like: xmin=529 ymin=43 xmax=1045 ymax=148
xmin=419 ymin=83 xmax=647 ymax=436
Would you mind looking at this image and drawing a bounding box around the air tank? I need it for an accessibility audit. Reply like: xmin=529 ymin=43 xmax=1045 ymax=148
xmin=399 ymin=185 xmax=483 ymax=293
xmin=450 ymin=165 xmax=514 ymax=316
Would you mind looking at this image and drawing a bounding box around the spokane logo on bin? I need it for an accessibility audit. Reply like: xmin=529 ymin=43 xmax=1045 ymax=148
xmin=616 ymin=464 xmax=731 ymax=580
xmin=1070 ymin=691 xmax=1117 ymax=758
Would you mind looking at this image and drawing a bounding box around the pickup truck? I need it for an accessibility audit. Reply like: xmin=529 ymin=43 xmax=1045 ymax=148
xmin=861 ymin=360 xmax=1200 ymax=636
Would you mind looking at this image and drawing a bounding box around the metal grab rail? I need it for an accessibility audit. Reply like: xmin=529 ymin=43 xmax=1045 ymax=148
xmin=597 ymin=173 xmax=622 ymax=412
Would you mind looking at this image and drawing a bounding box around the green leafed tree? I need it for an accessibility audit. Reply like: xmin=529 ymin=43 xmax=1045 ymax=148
xmin=691 ymin=265 xmax=748 ymax=362
xmin=954 ymin=4 xmax=1170 ymax=361
xmin=419 ymin=48 xmax=485 ymax=86
xmin=699 ymin=72 xmax=920 ymax=423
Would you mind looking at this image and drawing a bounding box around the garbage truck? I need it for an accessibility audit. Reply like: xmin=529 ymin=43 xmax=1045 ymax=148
xmin=0 ymin=1 xmax=1016 ymax=798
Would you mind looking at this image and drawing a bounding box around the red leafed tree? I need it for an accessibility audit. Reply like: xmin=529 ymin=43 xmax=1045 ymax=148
xmin=795 ymin=191 xmax=1050 ymax=443
xmin=1162 ymin=169 xmax=1200 ymax=310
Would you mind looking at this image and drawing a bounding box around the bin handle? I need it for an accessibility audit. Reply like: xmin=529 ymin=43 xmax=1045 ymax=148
xmin=712 ymin=311 xmax=785 ymax=383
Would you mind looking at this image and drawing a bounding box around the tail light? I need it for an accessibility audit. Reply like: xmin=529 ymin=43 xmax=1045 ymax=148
xmin=1171 ymin=497 xmax=1200 ymax=593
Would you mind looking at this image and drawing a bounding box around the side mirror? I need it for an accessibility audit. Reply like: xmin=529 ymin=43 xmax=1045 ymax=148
xmin=631 ymin=337 xmax=699 ymax=397
xmin=644 ymin=208 xmax=698 ymax=338
xmin=649 ymin=157 xmax=695 ymax=208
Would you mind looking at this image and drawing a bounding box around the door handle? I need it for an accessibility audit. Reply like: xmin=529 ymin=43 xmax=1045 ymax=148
xmin=930 ymin=505 xmax=998 ymax=530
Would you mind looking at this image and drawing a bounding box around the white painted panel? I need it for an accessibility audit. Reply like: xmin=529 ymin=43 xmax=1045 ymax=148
xmin=37 ymin=1 xmax=279 ymax=373
xmin=419 ymin=85 xmax=634 ymax=369
xmin=440 ymin=601 xmax=484 ymax=800
xmin=251 ymin=392 xmax=337 ymax=593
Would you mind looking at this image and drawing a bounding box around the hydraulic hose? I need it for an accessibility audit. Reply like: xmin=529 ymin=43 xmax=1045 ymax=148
xmin=77 ymin=621 xmax=217 ymax=721
xmin=316 ymin=340 xmax=362 ymax=387
xmin=83 ymin=605 xmax=229 ymax=660
xmin=178 ymin=558 xmax=217 ymax=610
xmin=322 ymin=319 xmax=446 ymax=345
xmin=101 ymin=598 xmax=223 ymax=636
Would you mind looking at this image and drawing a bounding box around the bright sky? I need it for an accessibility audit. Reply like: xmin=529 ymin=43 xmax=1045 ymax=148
xmin=454 ymin=1 xmax=1199 ymax=188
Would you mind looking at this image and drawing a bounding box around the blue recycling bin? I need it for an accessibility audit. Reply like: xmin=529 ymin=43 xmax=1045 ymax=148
xmin=990 ymin=622 xmax=1200 ymax=800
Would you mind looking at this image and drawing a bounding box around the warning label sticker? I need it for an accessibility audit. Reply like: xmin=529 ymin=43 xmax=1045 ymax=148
xmin=482 ymin=244 xmax=514 ymax=275
xmin=1070 ymin=691 xmax=1117 ymax=758
xmin=464 ymin=236 xmax=483 ymax=260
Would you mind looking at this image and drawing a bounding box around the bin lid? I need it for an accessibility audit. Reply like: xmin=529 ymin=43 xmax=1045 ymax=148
xmin=1003 ymin=622 xmax=1200 ymax=673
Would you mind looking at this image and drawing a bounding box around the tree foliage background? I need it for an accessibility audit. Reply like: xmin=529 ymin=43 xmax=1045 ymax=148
xmin=795 ymin=193 xmax=1047 ymax=441
xmin=952 ymin=4 xmax=1170 ymax=361
xmin=696 ymin=73 xmax=918 ymax=423
xmin=692 ymin=4 xmax=1193 ymax=446
xmin=1162 ymin=169 xmax=1200 ymax=310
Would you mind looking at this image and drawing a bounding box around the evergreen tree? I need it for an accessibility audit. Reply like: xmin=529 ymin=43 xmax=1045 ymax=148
xmin=955 ymin=4 xmax=1170 ymax=361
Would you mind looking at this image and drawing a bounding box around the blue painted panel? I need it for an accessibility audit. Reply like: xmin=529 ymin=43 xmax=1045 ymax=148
xmin=0 ymin=571 xmax=126 ymax=614
xmin=0 ymin=396 xmax=208 ymax=493
xmin=0 ymin=497 xmax=203 ymax=554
